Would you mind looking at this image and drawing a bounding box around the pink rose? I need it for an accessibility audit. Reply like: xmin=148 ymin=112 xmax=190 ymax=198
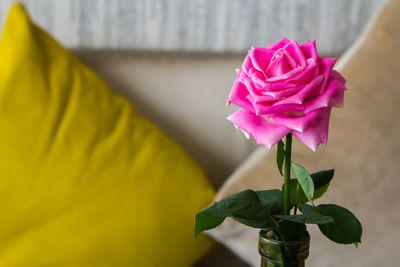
xmin=227 ymin=38 xmax=346 ymax=151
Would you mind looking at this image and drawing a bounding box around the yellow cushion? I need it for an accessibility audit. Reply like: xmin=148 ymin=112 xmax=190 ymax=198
xmin=0 ymin=3 xmax=214 ymax=266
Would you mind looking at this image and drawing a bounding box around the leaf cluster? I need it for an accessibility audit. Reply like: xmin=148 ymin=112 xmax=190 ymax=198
xmin=194 ymin=164 xmax=362 ymax=245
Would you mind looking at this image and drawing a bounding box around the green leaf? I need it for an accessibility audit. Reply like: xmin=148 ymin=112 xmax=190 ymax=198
xmin=203 ymin=189 xmax=270 ymax=218
xmin=313 ymin=184 xmax=329 ymax=199
xmin=317 ymin=204 xmax=362 ymax=245
xmin=287 ymin=169 xmax=334 ymax=205
xmin=276 ymin=220 xmax=308 ymax=241
xmin=288 ymin=181 xmax=303 ymax=205
xmin=311 ymin=169 xmax=334 ymax=189
xmin=291 ymin=162 xmax=314 ymax=203
xmin=275 ymin=212 xmax=333 ymax=224
xmin=289 ymin=181 xmax=327 ymax=205
xmin=276 ymin=140 xmax=285 ymax=176
xmin=233 ymin=217 xmax=274 ymax=229
xmin=194 ymin=212 xmax=225 ymax=237
xmin=194 ymin=189 xmax=284 ymax=237
xmin=284 ymin=203 xmax=334 ymax=224
xmin=255 ymin=190 xmax=284 ymax=215
xmin=298 ymin=204 xmax=313 ymax=214
xmin=235 ymin=190 xmax=284 ymax=228
xmin=233 ymin=189 xmax=283 ymax=229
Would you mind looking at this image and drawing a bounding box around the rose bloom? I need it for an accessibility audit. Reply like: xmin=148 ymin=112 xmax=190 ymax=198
xmin=227 ymin=38 xmax=346 ymax=151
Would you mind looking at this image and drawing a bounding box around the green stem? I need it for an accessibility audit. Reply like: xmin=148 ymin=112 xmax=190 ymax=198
xmin=283 ymin=133 xmax=292 ymax=215
xmin=270 ymin=216 xmax=285 ymax=242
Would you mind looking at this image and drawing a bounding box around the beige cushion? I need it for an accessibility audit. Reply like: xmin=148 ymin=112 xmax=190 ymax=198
xmin=207 ymin=0 xmax=400 ymax=266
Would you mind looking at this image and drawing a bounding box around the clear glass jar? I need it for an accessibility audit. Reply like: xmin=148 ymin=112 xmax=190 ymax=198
xmin=258 ymin=230 xmax=310 ymax=267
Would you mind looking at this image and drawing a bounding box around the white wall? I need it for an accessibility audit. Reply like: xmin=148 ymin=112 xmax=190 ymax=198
xmin=0 ymin=0 xmax=386 ymax=55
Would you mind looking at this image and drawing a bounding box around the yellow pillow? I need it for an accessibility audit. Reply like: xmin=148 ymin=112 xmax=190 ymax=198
xmin=0 ymin=3 xmax=214 ymax=266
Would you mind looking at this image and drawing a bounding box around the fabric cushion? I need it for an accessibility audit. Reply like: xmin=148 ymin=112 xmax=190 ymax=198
xmin=207 ymin=0 xmax=400 ymax=266
xmin=0 ymin=3 xmax=214 ymax=266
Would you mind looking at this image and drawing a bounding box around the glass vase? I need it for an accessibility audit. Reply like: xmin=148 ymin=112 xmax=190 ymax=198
xmin=258 ymin=230 xmax=310 ymax=267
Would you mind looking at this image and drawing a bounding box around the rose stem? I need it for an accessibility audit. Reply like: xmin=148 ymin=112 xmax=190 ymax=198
xmin=283 ymin=133 xmax=292 ymax=215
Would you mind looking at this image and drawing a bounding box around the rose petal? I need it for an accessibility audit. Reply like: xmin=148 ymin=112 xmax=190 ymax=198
xmin=263 ymin=57 xmax=320 ymax=89
xmin=227 ymin=71 xmax=254 ymax=111
xmin=312 ymin=57 xmax=337 ymax=96
xmin=303 ymin=74 xmax=346 ymax=113
xmin=331 ymin=69 xmax=347 ymax=84
xmin=285 ymin=58 xmax=318 ymax=84
xmin=272 ymin=75 xmax=323 ymax=105
xmin=329 ymin=89 xmax=345 ymax=107
xmin=266 ymin=51 xmax=294 ymax=77
xmin=283 ymin=41 xmax=307 ymax=67
xmin=266 ymin=37 xmax=291 ymax=51
xmin=262 ymin=85 xmax=304 ymax=99
xmin=227 ymin=109 xmax=290 ymax=148
xmin=300 ymin=40 xmax=319 ymax=64
xmin=292 ymin=108 xmax=331 ymax=151
xmin=251 ymin=71 xmax=268 ymax=89
xmin=243 ymin=78 xmax=276 ymax=103
xmin=240 ymin=129 xmax=251 ymax=139
xmin=242 ymin=54 xmax=255 ymax=76
xmin=249 ymin=47 xmax=275 ymax=72
xmin=251 ymin=100 xmax=304 ymax=115
xmin=265 ymin=66 xmax=306 ymax=83
xmin=273 ymin=106 xmax=326 ymax=132
xmin=236 ymin=68 xmax=248 ymax=83
xmin=251 ymin=72 xmax=298 ymax=91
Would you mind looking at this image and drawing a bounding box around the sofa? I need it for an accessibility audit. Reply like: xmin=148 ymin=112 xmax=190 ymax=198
xmin=0 ymin=0 xmax=398 ymax=264
xmin=70 ymin=0 xmax=400 ymax=266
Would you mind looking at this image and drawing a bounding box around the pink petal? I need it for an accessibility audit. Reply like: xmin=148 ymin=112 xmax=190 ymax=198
xmin=236 ymin=68 xmax=248 ymax=83
xmin=273 ymin=106 xmax=325 ymax=132
xmin=303 ymin=74 xmax=346 ymax=113
xmin=242 ymin=54 xmax=255 ymax=76
xmin=285 ymin=58 xmax=318 ymax=84
xmin=227 ymin=109 xmax=290 ymax=149
xmin=311 ymin=57 xmax=336 ymax=97
xmin=251 ymin=100 xmax=304 ymax=115
xmin=266 ymin=51 xmax=293 ymax=77
xmin=292 ymin=108 xmax=332 ymax=151
xmin=262 ymin=82 xmax=299 ymax=91
xmin=283 ymin=41 xmax=307 ymax=66
xmin=331 ymin=69 xmax=347 ymax=84
xmin=265 ymin=66 xmax=306 ymax=83
xmin=249 ymin=47 xmax=275 ymax=72
xmin=251 ymin=72 xmax=298 ymax=91
xmin=273 ymin=75 xmax=323 ymax=105
xmin=300 ymin=40 xmax=319 ymax=64
xmin=262 ymin=86 xmax=304 ymax=99
xmin=251 ymin=71 xmax=268 ymax=89
xmin=227 ymin=71 xmax=254 ymax=112
xmin=243 ymin=78 xmax=276 ymax=103
xmin=330 ymin=89 xmax=345 ymax=107
xmin=267 ymin=38 xmax=291 ymax=51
